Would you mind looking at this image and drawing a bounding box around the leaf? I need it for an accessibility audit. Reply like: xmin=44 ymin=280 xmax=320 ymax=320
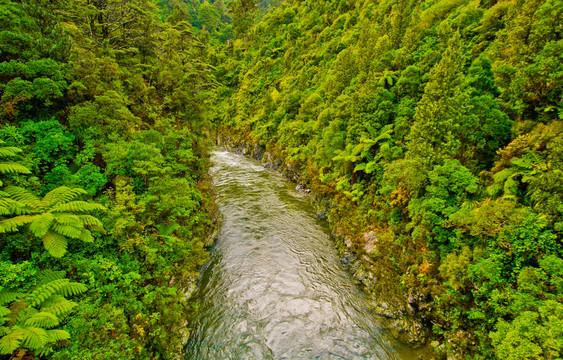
xmin=0 ymin=328 xmax=24 ymax=354
xmin=24 ymin=312 xmax=59 ymax=329
xmin=40 ymin=297 xmax=77 ymax=317
xmin=36 ymin=271 xmax=65 ymax=287
xmin=0 ymin=215 xmax=35 ymax=233
xmin=42 ymin=187 xmax=87 ymax=206
xmin=77 ymin=229 xmax=94 ymax=243
xmin=77 ymin=215 xmax=104 ymax=228
xmin=29 ymin=213 xmax=55 ymax=238
xmin=46 ymin=329 xmax=70 ymax=342
xmin=0 ymin=291 xmax=21 ymax=306
xmin=156 ymin=223 xmax=180 ymax=237
xmin=365 ymin=161 xmax=378 ymax=174
xmin=0 ymin=146 xmax=23 ymax=157
xmin=21 ymin=326 xmax=49 ymax=350
xmin=4 ymin=187 xmax=39 ymax=205
xmin=353 ymin=163 xmax=367 ymax=172
xmin=54 ymin=282 xmax=87 ymax=298
xmin=0 ymin=307 xmax=9 ymax=318
xmin=51 ymin=222 xmax=83 ymax=239
xmin=0 ymin=198 xmax=27 ymax=216
xmin=42 ymin=232 xmax=67 ymax=258
xmin=0 ymin=163 xmax=31 ymax=175
xmin=49 ymin=201 xmax=106 ymax=213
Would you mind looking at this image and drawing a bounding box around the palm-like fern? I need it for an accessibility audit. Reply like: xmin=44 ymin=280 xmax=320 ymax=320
xmin=0 ymin=186 xmax=106 ymax=257
xmin=0 ymin=140 xmax=31 ymax=187
xmin=0 ymin=271 xmax=86 ymax=357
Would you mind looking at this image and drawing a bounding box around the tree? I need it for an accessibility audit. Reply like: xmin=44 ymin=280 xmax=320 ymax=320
xmin=0 ymin=186 xmax=105 ymax=257
xmin=227 ymin=0 xmax=257 ymax=38
xmin=0 ymin=271 xmax=87 ymax=358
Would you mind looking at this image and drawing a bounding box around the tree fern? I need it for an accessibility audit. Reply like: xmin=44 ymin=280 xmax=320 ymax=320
xmin=42 ymin=232 xmax=67 ymax=258
xmin=27 ymin=279 xmax=86 ymax=307
xmin=0 ymin=274 xmax=86 ymax=356
xmin=0 ymin=163 xmax=31 ymax=175
xmin=24 ymin=312 xmax=59 ymax=329
xmin=21 ymin=326 xmax=49 ymax=351
xmin=40 ymin=297 xmax=77 ymax=317
xmin=0 ymin=144 xmax=23 ymax=157
xmin=0 ymin=292 xmax=22 ymax=307
xmin=0 ymin=141 xmax=30 ymax=187
xmin=0 ymin=185 xmax=106 ymax=257
xmin=29 ymin=213 xmax=55 ymax=237
xmin=49 ymin=201 xmax=106 ymax=213
xmin=42 ymin=187 xmax=87 ymax=205
xmin=0 ymin=328 xmax=24 ymax=354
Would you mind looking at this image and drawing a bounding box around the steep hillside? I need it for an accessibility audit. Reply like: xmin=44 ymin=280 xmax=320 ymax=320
xmin=213 ymin=0 xmax=563 ymax=358
xmin=0 ymin=0 xmax=216 ymax=358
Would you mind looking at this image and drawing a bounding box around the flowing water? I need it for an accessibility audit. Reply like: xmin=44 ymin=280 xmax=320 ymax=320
xmin=185 ymin=151 xmax=419 ymax=360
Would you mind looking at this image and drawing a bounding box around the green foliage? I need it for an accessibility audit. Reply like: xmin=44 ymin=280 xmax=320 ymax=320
xmin=0 ymin=271 xmax=85 ymax=357
xmin=0 ymin=186 xmax=105 ymax=257
xmin=213 ymin=0 xmax=563 ymax=358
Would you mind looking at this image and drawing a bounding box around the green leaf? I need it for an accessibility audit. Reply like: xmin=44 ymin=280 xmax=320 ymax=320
xmin=0 ymin=215 xmax=36 ymax=233
xmin=0 ymin=163 xmax=31 ymax=175
xmin=24 ymin=312 xmax=59 ymax=329
xmin=21 ymin=326 xmax=49 ymax=351
xmin=46 ymin=329 xmax=70 ymax=342
xmin=0 ymin=291 xmax=21 ymax=306
xmin=29 ymin=213 xmax=55 ymax=238
xmin=42 ymin=187 xmax=87 ymax=206
xmin=50 ymin=201 xmax=106 ymax=213
xmin=42 ymin=232 xmax=67 ymax=258
xmin=40 ymin=297 xmax=77 ymax=317
xmin=0 ymin=328 xmax=24 ymax=354
xmin=353 ymin=163 xmax=367 ymax=172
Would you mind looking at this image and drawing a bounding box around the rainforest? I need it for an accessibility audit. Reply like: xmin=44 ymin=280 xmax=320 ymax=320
xmin=0 ymin=0 xmax=561 ymax=359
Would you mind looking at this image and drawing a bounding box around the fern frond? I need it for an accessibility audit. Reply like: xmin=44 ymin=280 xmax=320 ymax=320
xmin=156 ymin=223 xmax=180 ymax=237
xmin=55 ymin=281 xmax=87 ymax=298
xmin=27 ymin=279 xmax=86 ymax=308
xmin=0 ymin=327 xmax=24 ymax=354
xmin=52 ymin=214 xmax=81 ymax=227
xmin=36 ymin=271 xmax=65 ymax=287
xmin=0 ymin=307 xmax=9 ymax=318
xmin=77 ymin=229 xmax=94 ymax=243
xmin=0 ymin=326 xmax=8 ymax=337
xmin=0 ymin=162 xmax=31 ymax=175
xmin=46 ymin=329 xmax=69 ymax=342
xmin=50 ymin=201 xmax=106 ymax=213
xmin=29 ymin=213 xmax=55 ymax=238
xmin=0 ymin=292 xmax=22 ymax=306
xmin=4 ymin=186 xmax=39 ymax=205
xmin=51 ymin=223 xmax=82 ymax=239
xmin=0 ymin=198 xmax=29 ymax=216
xmin=21 ymin=326 xmax=49 ymax=350
xmin=42 ymin=232 xmax=67 ymax=258
xmin=40 ymin=297 xmax=77 ymax=317
xmin=24 ymin=312 xmax=59 ymax=329
xmin=0 ymin=215 xmax=35 ymax=233
xmin=42 ymin=187 xmax=87 ymax=206
xmin=76 ymin=215 xmax=104 ymax=228
xmin=0 ymin=146 xmax=23 ymax=157
xmin=27 ymin=280 xmax=68 ymax=307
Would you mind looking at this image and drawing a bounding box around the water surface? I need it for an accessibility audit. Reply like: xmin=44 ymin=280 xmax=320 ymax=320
xmin=185 ymin=151 xmax=417 ymax=359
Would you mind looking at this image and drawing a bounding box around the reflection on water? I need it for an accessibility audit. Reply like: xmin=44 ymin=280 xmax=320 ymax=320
xmin=185 ymin=151 xmax=419 ymax=360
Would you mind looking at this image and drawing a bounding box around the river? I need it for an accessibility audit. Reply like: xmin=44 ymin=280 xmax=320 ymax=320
xmin=185 ymin=150 xmax=420 ymax=359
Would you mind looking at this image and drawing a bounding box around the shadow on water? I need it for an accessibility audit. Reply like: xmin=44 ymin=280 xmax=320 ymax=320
xmin=185 ymin=151 xmax=423 ymax=360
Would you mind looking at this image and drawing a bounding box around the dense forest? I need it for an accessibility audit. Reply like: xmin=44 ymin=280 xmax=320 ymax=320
xmin=1 ymin=0 xmax=562 ymax=359
xmin=0 ymin=0 xmax=218 ymax=358
xmin=212 ymin=0 xmax=562 ymax=358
